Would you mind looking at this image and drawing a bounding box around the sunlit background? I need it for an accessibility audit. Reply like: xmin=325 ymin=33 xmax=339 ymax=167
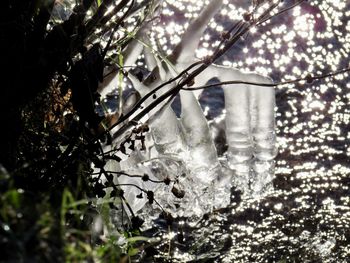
xmin=143 ymin=0 xmax=350 ymax=262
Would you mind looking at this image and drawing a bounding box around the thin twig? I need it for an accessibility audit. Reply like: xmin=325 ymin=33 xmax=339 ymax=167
xmin=102 ymin=0 xmax=135 ymax=58
xmin=93 ymin=170 xmax=167 ymax=184
xmin=182 ymin=67 xmax=350 ymax=91
xmin=257 ymin=0 xmax=306 ymax=26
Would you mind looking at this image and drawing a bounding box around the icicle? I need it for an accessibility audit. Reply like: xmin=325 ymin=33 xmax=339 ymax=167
xmin=179 ymin=90 xmax=220 ymax=181
xmin=218 ymin=66 xmax=277 ymax=196
xmin=170 ymin=0 xmax=223 ymax=64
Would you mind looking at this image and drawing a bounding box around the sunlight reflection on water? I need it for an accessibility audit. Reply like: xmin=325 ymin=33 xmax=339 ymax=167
xmin=141 ymin=0 xmax=350 ymax=261
xmin=52 ymin=0 xmax=349 ymax=261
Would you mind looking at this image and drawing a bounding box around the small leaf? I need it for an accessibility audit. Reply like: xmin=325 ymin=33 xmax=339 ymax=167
xmin=131 ymin=216 xmax=144 ymax=229
xmin=128 ymin=247 xmax=139 ymax=257
xmin=171 ymin=186 xmax=185 ymax=198
xmin=146 ymin=191 xmax=154 ymax=204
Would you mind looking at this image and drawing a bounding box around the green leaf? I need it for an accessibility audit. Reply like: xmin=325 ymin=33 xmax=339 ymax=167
xmin=5 ymin=190 xmax=21 ymax=209
xmin=127 ymin=236 xmax=150 ymax=243
xmin=128 ymin=247 xmax=139 ymax=257
xmin=61 ymin=188 xmax=76 ymax=227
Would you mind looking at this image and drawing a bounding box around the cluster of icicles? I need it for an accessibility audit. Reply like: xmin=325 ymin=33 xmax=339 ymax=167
xmin=96 ymin=0 xmax=277 ymax=220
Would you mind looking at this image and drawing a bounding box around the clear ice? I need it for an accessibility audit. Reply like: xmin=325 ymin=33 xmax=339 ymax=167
xmin=97 ymin=0 xmax=277 ymax=219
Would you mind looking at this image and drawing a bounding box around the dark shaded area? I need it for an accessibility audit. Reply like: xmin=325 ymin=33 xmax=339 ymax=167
xmin=0 ymin=1 xmax=136 ymax=261
xmin=0 ymin=0 xmax=95 ymax=170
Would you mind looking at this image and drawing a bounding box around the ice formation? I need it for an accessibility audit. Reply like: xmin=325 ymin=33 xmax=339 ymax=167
xmin=98 ymin=0 xmax=277 ymax=219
